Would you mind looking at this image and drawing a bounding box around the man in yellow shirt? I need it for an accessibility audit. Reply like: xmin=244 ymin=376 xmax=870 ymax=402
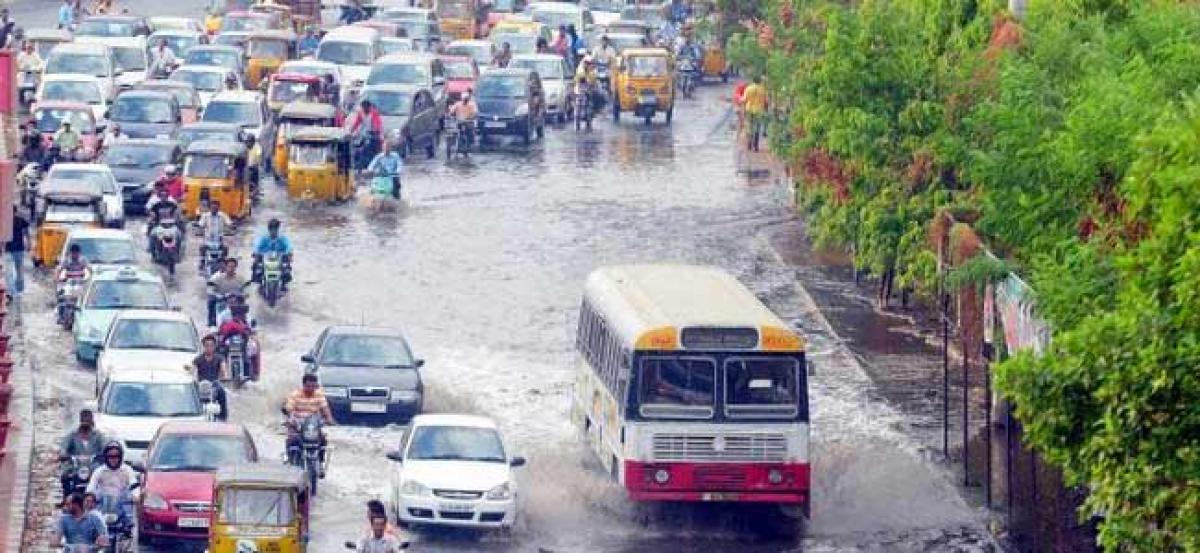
xmin=742 ymin=76 xmax=768 ymax=152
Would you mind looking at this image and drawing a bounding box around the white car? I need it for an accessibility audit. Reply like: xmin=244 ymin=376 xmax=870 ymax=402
xmin=387 ymin=414 xmax=526 ymax=530
xmin=96 ymin=309 xmax=201 ymax=396
xmin=34 ymin=73 xmax=110 ymax=124
xmin=45 ymin=163 xmax=125 ymax=227
xmin=93 ymin=367 xmax=211 ymax=463
xmin=317 ymin=26 xmax=383 ymax=86
xmin=171 ymin=65 xmax=242 ymax=108
xmin=44 ymin=42 xmax=119 ymax=102
xmin=75 ymin=36 xmax=149 ymax=90
xmin=59 ymin=229 xmax=138 ymax=274
xmin=510 ymin=54 xmax=572 ymax=122
xmin=201 ymin=90 xmax=270 ymax=142
xmin=149 ymin=16 xmax=204 ymax=34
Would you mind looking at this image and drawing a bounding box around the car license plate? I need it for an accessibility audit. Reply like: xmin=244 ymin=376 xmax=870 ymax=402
xmin=701 ymin=492 xmax=740 ymax=501
xmin=351 ymin=402 xmax=387 ymax=413
xmin=484 ymin=121 xmax=507 ymax=129
xmin=439 ymin=502 xmax=474 ymax=512
xmin=177 ymin=517 xmax=209 ymax=528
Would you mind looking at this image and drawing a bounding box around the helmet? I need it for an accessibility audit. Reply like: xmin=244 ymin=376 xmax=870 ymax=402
xmin=164 ymin=164 xmax=179 ymax=176
xmin=102 ymin=441 xmax=125 ymax=465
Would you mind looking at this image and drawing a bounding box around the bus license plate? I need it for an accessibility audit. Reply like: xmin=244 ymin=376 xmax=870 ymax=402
xmin=439 ymin=502 xmax=473 ymax=512
xmin=177 ymin=517 xmax=209 ymax=528
xmin=351 ymin=402 xmax=387 ymax=413
xmin=702 ymin=492 xmax=740 ymax=501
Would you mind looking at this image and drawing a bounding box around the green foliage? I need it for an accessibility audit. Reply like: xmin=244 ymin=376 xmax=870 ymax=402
xmin=759 ymin=0 xmax=1200 ymax=547
xmin=945 ymin=254 xmax=1009 ymax=292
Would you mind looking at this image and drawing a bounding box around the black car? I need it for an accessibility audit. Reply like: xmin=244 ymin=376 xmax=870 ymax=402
xmin=476 ymin=68 xmax=547 ymax=144
xmin=109 ymin=90 xmax=182 ymax=140
xmin=177 ymin=122 xmax=245 ymax=151
xmin=100 ymin=138 xmax=182 ymax=213
xmin=302 ymin=326 xmax=425 ymax=423
xmin=362 ymin=84 xmax=442 ymax=158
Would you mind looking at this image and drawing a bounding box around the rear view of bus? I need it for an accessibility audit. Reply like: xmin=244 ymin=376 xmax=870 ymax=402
xmin=572 ymin=264 xmax=810 ymax=517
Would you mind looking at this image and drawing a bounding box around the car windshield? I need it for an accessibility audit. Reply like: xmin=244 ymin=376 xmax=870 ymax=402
xmin=638 ymin=357 xmax=716 ymax=419
xmin=203 ymin=101 xmax=260 ymax=125
xmin=407 ymin=426 xmax=506 ymax=462
xmin=148 ymin=435 xmax=252 ymax=471
xmin=511 ymin=59 xmax=562 ymax=79
xmin=112 ymin=46 xmax=147 ymax=72
xmin=366 ymin=63 xmax=427 ymax=86
xmin=85 ymin=280 xmax=168 ymax=309
xmin=219 ymin=489 xmax=295 ymax=526
xmin=397 ymin=21 xmax=437 ymax=39
xmin=35 ymin=108 xmax=95 ymax=133
xmin=248 ymin=39 xmax=288 ymax=58
xmin=529 ymin=8 xmax=576 ymax=29
xmin=111 ymin=97 xmax=175 ymax=124
xmin=41 ymin=81 xmax=103 ymax=105
xmin=77 ymin=20 xmax=136 ymax=37
xmin=171 ymin=70 xmax=224 ymax=92
xmin=477 ymin=76 xmax=525 ymax=98
xmin=491 ymin=34 xmax=535 ymax=54
xmin=381 ymin=40 xmax=413 ymax=55
xmin=443 ymin=61 xmax=475 ymax=79
xmin=185 ymin=50 xmax=239 ymax=70
xmin=288 ymin=143 xmax=335 ymax=165
xmin=724 ymin=358 xmax=800 ymax=418
xmin=222 ymin=15 xmax=268 ymax=33
xmin=317 ymin=41 xmax=373 ymax=66
xmin=103 ymin=382 xmax=200 ymax=417
xmin=447 ymin=45 xmax=488 ymax=64
xmin=179 ymin=129 xmax=237 ymax=149
xmin=48 ymin=169 xmax=116 ymax=193
xmin=270 ymin=81 xmax=316 ymax=103
xmin=362 ymin=90 xmax=412 ymax=116
xmin=110 ymin=319 xmax=197 ymax=351
xmin=68 ymin=238 xmax=136 ymax=264
xmin=103 ymin=144 xmax=174 ymax=167
xmin=318 ymin=334 xmax=414 ymax=367
xmin=154 ymin=36 xmax=198 ymax=57
xmin=184 ymin=154 xmax=233 ymax=178
xmin=158 ymin=87 xmax=198 ymax=108
xmin=628 ymin=56 xmax=667 ymax=77
xmin=46 ymin=53 xmax=108 ymax=78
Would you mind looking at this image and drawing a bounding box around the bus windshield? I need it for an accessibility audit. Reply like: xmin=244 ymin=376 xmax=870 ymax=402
xmin=724 ymin=358 xmax=799 ymax=419
xmin=638 ymin=357 xmax=715 ymax=419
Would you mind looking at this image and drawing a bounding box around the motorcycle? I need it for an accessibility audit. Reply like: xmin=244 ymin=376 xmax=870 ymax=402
xmin=573 ymin=86 xmax=593 ymax=131
xmin=258 ymin=251 xmax=287 ymax=307
xmin=56 ymin=278 xmax=85 ymax=330
xmin=199 ymin=238 xmax=225 ymax=279
xmin=62 ymin=454 xmax=96 ymax=498
xmin=678 ymin=56 xmax=699 ymax=99
xmin=98 ymin=491 xmax=136 ymax=553
xmin=221 ymin=328 xmax=254 ymax=388
xmin=596 ymin=61 xmax=611 ymax=94
xmin=286 ymin=413 xmax=329 ymax=496
xmin=19 ymin=70 xmax=39 ymax=110
xmin=150 ymin=219 xmax=182 ymax=275
xmin=444 ymin=120 xmax=475 ymax=160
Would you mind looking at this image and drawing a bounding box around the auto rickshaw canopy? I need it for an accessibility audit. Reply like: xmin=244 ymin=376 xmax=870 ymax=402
xmin=245 ymin=29 xmax=297 ymax=55
xmin=186 ymin=139 xmax=248 ymax=158
xmin=279 ymin=101 xmax=337 ymax=122
xmin=215 ymin=463 xmax=309 ymax=490
xmin=287 ymin=126 xmax=348 ymax=144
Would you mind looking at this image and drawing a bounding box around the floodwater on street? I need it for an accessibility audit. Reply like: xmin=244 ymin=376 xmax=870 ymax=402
xmin=11 ymin=0 xmax=995 ymax=550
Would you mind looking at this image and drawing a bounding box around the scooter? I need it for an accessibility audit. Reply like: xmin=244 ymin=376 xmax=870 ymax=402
xmin=56 ymin=278 xmax=85 ymax=330
xmin=573 ymin=87 xmax=593 ymax=131
xmin=150 ymin=219 xmax=182 ymax=275
xmin=199 ymin=238 xmax=225 ymax=278
xmin=286 ymin=412 xmax=329 ymax=496
xmin=444 ymin=120 xmax=475 ymax=159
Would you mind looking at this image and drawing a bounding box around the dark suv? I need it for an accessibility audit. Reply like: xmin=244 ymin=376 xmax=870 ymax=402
xmin=302 ymin=326 xmax=426 ymax=424
xmin=475 ymin=68 xmax=546 ymax=145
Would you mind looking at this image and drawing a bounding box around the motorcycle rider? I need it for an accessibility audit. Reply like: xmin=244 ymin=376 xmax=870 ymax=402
xmin=56 ymin=492 xmax=109 ymax=550
xmin=57 ymin=243 xmax=91 ymax=283
xmin=358 ymin=514 xmax=405 ymax=553
xmin=53 ymin=120 xmax=82 ymax=160
xmin=196 ymin=200 xmax=232 ymax=270
xmin=447 ymin=89 xmax=478 ymax=149
xmin=85 ymin=442 xmax=136 ymax=525
xmin=21 ymin=120 xmax=44 ymax=164
xmin=367 ymin=139 xmax=403 ymax=199
xmin=218 ymin=303 xmax=258 ymax=379
xmin=492 ymin=41 xmax=512 ymax=68
xmin=17 ymin=41 xmax=45 ymax=72
xmin=574 ymin=56 xmax=599 ymax=110
xmin=99 ymin=122 xmax=127 ymax=153
xmin=57 ymin=409 xmax=106 ymax=499
xmin=252 ymin=218 xmax=293 ymax=292
xmin=189 ymin=335 xmax=229 ymax=419
xmin=144 ymin=182 xmax=181 ymax=252
xmin=347 ymin=99 xmax=383 ymax=175
xmin=156 ymin=164 xmax=185 ymax=200
xmin=149 ymin=38 xmax=177 ymax=78
xmin=283 ymin=373 xmax=336 ymax=475
xmin=206 ymin=257 xmax=247 ymax=327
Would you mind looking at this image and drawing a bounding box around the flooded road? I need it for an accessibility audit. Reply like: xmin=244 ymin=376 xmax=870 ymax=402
xmin=13 ymin=1 xmax=994 ymax=550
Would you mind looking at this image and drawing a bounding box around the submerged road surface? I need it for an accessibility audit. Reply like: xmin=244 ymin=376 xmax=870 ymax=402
xmin=13 ymin=2 xmax=995 ymax=550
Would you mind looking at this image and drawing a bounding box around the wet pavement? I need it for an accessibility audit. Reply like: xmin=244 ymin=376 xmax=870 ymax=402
xmin=12 ymin=1 xmax=997 ymax=550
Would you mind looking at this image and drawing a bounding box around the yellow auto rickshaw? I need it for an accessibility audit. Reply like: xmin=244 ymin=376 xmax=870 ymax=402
xmin=437 ymin=0 xmax=480 ymax=39
xmin=33 ymin=180 xmax=106 ymax=267
xmin=208 ymin=464 xmax=310 ymax=553
xmin=274 ymin=102 xmax=338 ymax=177
xmin=286 ymin=127 xmax=353 ymax=202
xmin=612 ymin=47 xmax=675 ymax=125
xmin=703 ymin=42 xmax=729 ymax=82
xmin=245 ymin=29 xmax=297 ymax=89
xmin=182 ymin=140 xmax=253 ymax=219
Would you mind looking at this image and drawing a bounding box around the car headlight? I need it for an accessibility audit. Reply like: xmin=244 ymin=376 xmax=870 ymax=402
xmin=323 ymin=385 xmax=348 ymax=398
xmin=485 ymin=482 xmax=513 ymax=501
xmin=515 ymin=104 xmax=529 ymax=116
xmin=390 ymin=389 xmax=420 ymax=402
xmin=400 ymin=479 xmax=429 ymax=497
xmin=142 ymin=492 xmax=168 ymax=511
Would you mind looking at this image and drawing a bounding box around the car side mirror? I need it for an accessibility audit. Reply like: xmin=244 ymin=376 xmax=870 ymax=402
xmin=414 ymin=359 xmax=425 ymax=368
xmin=301 ymin=353 xmax=315 ymax=363
xmin=509 ymin=456 xmax=526 ymax=467
xmin=386 ymin=450 xmax=403 ymax=463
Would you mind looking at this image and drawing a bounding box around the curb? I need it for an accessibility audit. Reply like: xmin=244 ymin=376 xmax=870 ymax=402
xmin=2 ymin=299 xmax=32 ymax=553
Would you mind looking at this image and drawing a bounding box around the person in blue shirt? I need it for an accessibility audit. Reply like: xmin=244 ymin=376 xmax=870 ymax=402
xmin=252 ymin=218 xmax=294 ymax=291
xmin=56 ymin=492 xmax=109 ymax=550
xmin=367 ymin=139 xmax=403 ymax=199
xmin=58 ymin=0 xmax=75 ymax=29
xmin=298 ymin=27 xmax=320 ymax=57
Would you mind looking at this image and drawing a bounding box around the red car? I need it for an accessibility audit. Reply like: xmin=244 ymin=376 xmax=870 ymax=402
xmin=437 ymin=55 xmax=479 ymax=103
xmin=134 ymin=421 xmax=259 ymax=545
xmin=32 ymin=101 xmax=100 ymax=161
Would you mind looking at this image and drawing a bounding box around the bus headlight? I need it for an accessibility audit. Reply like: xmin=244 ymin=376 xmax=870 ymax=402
xmin=768 ymin=469 xmax=783 ymax=485
xmin=653 ymin=468 xmax=670 ymax=485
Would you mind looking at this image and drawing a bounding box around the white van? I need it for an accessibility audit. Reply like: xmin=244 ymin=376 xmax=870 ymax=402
xmin=317 ymin=27 xmax=383 ymax=86
xmin=44 ymin=43 xmax=120 ymax=102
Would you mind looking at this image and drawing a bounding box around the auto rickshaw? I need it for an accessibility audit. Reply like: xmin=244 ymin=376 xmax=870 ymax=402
xmin=33 ymin=180 xmax=106 ymax=268
xmin=267 ymin=73 xmax=324 ymax=113
xmin=204 ymin=0 xmax=253 ymax=34
xmin=24 ymin=28 xmax=74 ymax=60
xmin=436 ymin=0 xmax=480 ymax=39
xmin=285 ymin=127 xmax=353 ymax=202
xmin=208 ymin=464 xmax=310 ymax=553
xmin=702 ymin=42 xmax=729 ymax=82
xmin=274 ymin=102 xmax=338 ymax=176
xmin=182 ymin=140 xmax=253 ymax=219
xmin=612 ymin=47 xmax=675 ymax=125
xmin=245 ymin=30 xmax=298 ymax=89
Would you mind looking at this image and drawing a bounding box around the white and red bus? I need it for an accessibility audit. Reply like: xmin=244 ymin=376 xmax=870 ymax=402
xmin=571 ymin=264 xmax=810 ymax=516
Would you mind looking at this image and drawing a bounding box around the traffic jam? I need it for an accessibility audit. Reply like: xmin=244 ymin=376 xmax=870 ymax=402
xmin=5 ymin=0 xmax=813 ymax=551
